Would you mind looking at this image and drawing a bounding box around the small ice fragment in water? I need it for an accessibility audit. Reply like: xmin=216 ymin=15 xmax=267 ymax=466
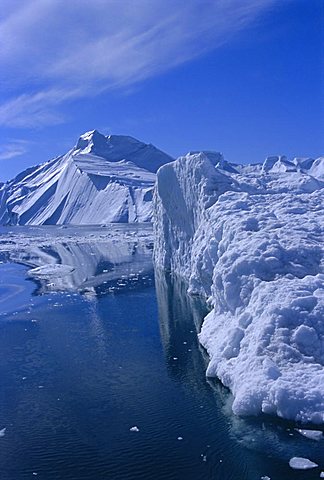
xmin=295 ymin=428 xmax=323 ymax=441
xmin=177 ymin=436 xmax=183 ymax=440
xmin=0 ymin=428 xmax=6 ymax=437
xmin=202 ymin=455 xmax=207 ymax=462
xmin=320 ymin=472 xmax=324 ymax=478
xmin=32 ymin=473 xmax=38 ymax=476
xmin=289 ymin=457 xmax=318 ymax=470
xmin=129 ymin=426 xmax=139 ymax=432
xmin=38 ymin=385 xmax=44 ymax=389
xmin=261 ymin=476 xmax=271 ymax=480
xmin=173 ymin=357 xmax=178 ymax=360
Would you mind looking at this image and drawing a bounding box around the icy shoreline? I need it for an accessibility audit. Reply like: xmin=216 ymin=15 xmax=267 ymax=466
xmin=153 ymin=152 xmax=324 ymax=423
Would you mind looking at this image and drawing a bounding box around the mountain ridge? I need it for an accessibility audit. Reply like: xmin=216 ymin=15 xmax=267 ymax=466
xmin=0 ymin=130 xmax=173 ymax=225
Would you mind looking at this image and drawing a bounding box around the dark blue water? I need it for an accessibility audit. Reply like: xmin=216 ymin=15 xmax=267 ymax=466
xmin=0 ymin=226 xmax=323 ymax=480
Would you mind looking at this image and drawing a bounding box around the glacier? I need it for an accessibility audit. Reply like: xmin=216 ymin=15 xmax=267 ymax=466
xmin=154 ymin=152 xmax=324 ymax=424
xmin=0 ymin=130 xmax=172 ymax=225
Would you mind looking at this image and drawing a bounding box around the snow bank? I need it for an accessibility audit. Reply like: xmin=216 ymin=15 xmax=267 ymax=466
xmin=0 ymin=130 xmax=172 ymax=225
xmin=154 ymin=152 xmax=324 ymax=423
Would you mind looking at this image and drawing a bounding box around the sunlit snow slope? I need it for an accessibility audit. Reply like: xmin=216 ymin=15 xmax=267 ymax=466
xmin=0 ymin=130 xmax=172 ymax=225
xmin=154 ymin=152 xmax=324 ymax=423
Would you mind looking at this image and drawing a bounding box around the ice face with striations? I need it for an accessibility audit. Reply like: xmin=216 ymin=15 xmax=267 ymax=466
xmin=0 ymin=130 xmax=172 ymax=225
xmin=154 ymin=152 xmax=324 ymax=424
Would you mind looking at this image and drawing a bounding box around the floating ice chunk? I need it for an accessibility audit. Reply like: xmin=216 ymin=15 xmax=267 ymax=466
xmin=129 ymin=426 xmax=139 ymax=432
xmin=177 ymin=436 xmax=183 ymax=440
xmin=261 ymin=476 xmax=271 ymax=480
xmin=0 ymin=428 xmax=6 ymax=437
xmin=28 ymin=264 xmax=74 ymax=277
xmin=295 ymin=429 xmax=323 ymax=441
xmin=320 ymin=472 xmax=324 ymax=478
xmin=289 ymin=457 xmax=318 ymax=470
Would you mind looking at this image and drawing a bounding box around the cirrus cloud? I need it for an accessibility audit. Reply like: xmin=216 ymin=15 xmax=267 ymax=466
xmin=0 ymin=139 xmax=31 ymax=161
xmin=0 ymin=0 xmax=278 ymax=128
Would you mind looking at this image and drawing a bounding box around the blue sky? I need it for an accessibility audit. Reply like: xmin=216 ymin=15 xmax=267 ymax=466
xmin=0 ymin=0 xmax=323 ymax=181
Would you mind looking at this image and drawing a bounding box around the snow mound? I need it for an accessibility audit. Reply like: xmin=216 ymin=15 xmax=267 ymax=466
xmin=0 ymin=130 xmax=172 ymax=225
xmin=154 ymin=152 xmax=324 ymax=424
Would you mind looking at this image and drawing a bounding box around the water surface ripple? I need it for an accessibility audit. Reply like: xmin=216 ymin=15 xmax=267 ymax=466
xmin=0 ymin=225 xmax=323 ymax=480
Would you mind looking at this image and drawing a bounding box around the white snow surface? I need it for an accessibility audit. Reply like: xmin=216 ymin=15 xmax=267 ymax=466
xmin=0 ymin=130 xmax=172 ymax=225
xmin=154 ymin=152 xmax=324 ymax=423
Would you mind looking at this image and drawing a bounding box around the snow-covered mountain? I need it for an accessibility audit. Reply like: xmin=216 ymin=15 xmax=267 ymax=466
xmin=154 ymin=152 xmax=324 ymax=424
xmin=0 ymin=130 xmax=172 ymax=225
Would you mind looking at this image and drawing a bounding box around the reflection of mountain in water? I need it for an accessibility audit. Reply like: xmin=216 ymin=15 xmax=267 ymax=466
xmin=155 ymin=269 xmax=324 ymax=466
xmin=0 ymin=225 xmax=154 ymax=296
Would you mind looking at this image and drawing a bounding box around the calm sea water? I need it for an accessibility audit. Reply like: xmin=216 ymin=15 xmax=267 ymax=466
xmin=0 ymin=226 xmax=323 ymax=480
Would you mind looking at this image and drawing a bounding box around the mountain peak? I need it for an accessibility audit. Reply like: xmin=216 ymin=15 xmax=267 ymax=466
xmin=75 ymin=129 xmax=107 ymax=152
xmin=74 ymin=129 xmax=172 ymax=173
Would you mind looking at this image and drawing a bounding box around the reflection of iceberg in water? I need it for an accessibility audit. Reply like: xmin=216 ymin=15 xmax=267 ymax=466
xmin=155 ymin=268 xmax=209 ymax=379
xmin=155 ymin=269 xmax=324 ymax=466
xmin=0 ymin=225 xmax=154 ymax=296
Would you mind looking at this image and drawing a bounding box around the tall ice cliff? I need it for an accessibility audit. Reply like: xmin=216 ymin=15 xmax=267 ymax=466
xmin=154 ymin=151 xmax=324 ymax=423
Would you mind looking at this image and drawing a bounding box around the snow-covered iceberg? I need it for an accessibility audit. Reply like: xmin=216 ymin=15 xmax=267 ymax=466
xmin=154 ymin=152 xmax=324 ymax=424
xmin=0 ymin=130 xmax=172 ymax=225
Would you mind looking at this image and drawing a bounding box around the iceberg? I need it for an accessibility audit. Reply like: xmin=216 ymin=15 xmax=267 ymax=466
xmin=0 ymin=130 xmax=172 ymax=225
xmin=154 ymin=151 xmax=324 ymax=423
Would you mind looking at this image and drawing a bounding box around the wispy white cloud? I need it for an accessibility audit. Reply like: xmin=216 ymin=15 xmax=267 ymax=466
xmin=0 ymin=88 xmax=84 ymax=128
xmin=0 ymin=0 xmax=278 ymax=128
xmin=0 ymin=139 xmax=31 ymax=161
